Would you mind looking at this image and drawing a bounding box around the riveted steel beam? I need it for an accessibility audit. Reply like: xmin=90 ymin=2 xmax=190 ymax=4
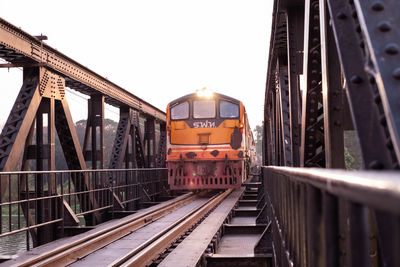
xmin=300 ymin=0 xmax=325 ymax=167
xmin=0 ymin=17 xmax=165 ymax=122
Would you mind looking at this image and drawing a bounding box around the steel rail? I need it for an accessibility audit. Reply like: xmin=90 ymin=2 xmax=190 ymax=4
xmin=12 ymin=193 xmax=196 ymax=267
xmin=0 ymin=17 xmax=165 ymax=121
xmin=111 ymin=189 xmax=233 ymax=267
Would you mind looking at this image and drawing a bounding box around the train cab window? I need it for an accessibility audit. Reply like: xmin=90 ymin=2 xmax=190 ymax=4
xmin=220 ymin=100 xmax=239 ymax=118
xmin=171 ymin=102 xmax=189 ymax=120
xmin=193 ymin=100 xmax=216 ymax=118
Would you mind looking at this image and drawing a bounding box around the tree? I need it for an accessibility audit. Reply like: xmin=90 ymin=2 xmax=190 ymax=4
xmin=253 ymin=124 xmax=263 ymax=163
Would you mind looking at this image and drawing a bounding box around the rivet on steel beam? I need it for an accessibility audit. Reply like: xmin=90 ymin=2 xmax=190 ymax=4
xmin=311 ymin=80 xmax=317 ymax=86
xmin=392 ymin=68 xmax=400 ymax=79
xmin=379 ymin=115 xmax=387 ymax=126
xmin=334 ymin=121 xmax=341 ymax=126
xmin=386 ymin=139 xmax=393 ymax=149
xmin=378 ymin=21 xmax=391 ymax=32
xmin=350 ymin=75 xmax=362 ymax=84
xmin=370 ymin=77 xmax=376 ymax=84
xmin=369 ymin=160 xmax=383 ymax=169
xmin=374 ymin=94 xmax=381 ymax=104
xmin=337 ymin=12 xmax=347 ymax=20
xmin=334 ymin=105 xmax=341 ymax=111
xmin=371 ymin=1 xmax=384 ymax=11
xmin=312 ymin=50 xmax=320 ymax=56
xmin=384 ymin=43 xmax=399 ymax=55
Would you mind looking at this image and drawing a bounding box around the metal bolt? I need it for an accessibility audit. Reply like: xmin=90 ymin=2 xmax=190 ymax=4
xmin=384 ymin=43 xmax=399 ymax=55
xmin=370 ymin=77 xmax=376 ymax=84
xmin=334 ymin=121 xmax=341 ymax=126
xmin=379 ymin=115 xmax=387 ymax=126
xmin=392 ymin=68 xmax=400 ymax=79
xmin=369 ymin=160 xmax=384 ymax=169
xmin=350 ymin=75 xmax=362 ymax=84
xmin=386 ymin=139 xmax=393 ymax=149
xmin=378 ymin=21 xmax=391 ymax=32
xmin=337 ymin=12 xmax=347 ymax=20
xmin=371 ymin=1 xmax=384 ymax=11
xmin=374 ymin=94 xmax=381 ymax=104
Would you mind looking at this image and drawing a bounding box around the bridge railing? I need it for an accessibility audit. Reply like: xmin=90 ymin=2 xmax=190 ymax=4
xmin=0 ymin=168 xmax=167 ymax=252
xmin=263 ymin=166 xmax=400 ymax=267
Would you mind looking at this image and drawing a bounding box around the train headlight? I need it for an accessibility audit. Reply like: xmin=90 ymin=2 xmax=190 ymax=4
xmin=196 ymin=87 xmax=213 ymax=98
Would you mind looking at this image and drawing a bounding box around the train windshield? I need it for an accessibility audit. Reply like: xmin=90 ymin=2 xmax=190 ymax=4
xmin=193 ymin=100 xmax=216 ymax=118
xmin=171 ymin=101 xmax=189 ymax=120
xmin=220 ymin=100 xmax=239 ymax=118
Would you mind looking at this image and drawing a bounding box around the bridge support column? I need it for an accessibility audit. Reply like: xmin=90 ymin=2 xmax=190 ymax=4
xmin=144 ymin=117 xmax=156 ymax=168
xmin=83 ymin=94 xmax=105 ymax=169
xmin=109 ymin=107 xmax=146 ymax=210
xmin=0 ymin=67 xmax=102 ymax=245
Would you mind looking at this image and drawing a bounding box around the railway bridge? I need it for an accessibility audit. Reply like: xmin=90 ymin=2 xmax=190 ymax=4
xmin=1 ymin=0 xmax=400 ymax=266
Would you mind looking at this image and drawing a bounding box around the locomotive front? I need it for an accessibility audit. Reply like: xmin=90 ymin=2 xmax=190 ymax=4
xmin=166 ymin=89 xmax=250 ymax=190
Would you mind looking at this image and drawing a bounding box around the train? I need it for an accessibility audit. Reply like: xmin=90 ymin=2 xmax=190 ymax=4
xmin=166 ymin=88 xmax=256 ymax=190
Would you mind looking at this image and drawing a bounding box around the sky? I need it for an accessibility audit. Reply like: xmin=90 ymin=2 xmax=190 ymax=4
xmin=0 ymin=0 xmax=272 ymax=129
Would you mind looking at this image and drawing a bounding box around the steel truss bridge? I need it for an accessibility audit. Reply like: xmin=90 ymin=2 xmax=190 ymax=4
xmin=0 ymin=0 xmax=399 ymax=266
xmin=263 ymin=0 xmax=400 ymax=266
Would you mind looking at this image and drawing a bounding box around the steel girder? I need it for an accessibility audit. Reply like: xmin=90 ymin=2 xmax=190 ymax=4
xmin=108 ymin=108 xmax=146 ymax=169
xmin=83 ymin=95 xmax=105 ymax=169
xmin=0 ymin=17 xmax=165 ymax=122
xmin=264 ymin=0 xmax=400 ymax=266
xmin=264 ymin=0 xmax=400 ymax=169
xmin=0 ymin=67 xmax=102 ymax=245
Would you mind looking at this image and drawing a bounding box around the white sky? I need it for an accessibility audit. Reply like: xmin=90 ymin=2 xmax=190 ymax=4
xmin=0 ymin=0 xmax=272 ymax=129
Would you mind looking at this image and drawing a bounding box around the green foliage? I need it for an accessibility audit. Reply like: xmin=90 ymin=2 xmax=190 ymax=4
xmin=344 ymin=131 xmax=363 ymax=170
xmin=55 ymin=118 xmax=118 ymax=169
xmin=253 ymin=124 xmax=263 ymax=163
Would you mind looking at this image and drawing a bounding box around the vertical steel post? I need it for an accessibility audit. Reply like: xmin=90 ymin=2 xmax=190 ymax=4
xmin=286 ymin=7 xmax=304 ymax=167
xmin=301 ymin=0 xmax=325 ymax=167
xmin=320 ymin=0 xmax=345 ymax=168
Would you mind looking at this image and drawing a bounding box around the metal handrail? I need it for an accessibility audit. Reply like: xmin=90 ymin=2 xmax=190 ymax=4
xmin=266 ymin=166 xmax=400 ymax=214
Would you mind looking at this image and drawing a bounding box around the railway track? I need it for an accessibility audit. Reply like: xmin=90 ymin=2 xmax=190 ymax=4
xmin=12 ymin=193 xmax=197 ymax=267
xmin=111 ymin=189 xmax=232 ymax=267
xmin=9 ymin=190 xmax=231 ymax=267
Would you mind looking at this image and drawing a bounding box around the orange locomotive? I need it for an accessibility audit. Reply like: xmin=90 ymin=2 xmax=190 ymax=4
xmin=166 ymin=88 xmax=255 ymax=190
